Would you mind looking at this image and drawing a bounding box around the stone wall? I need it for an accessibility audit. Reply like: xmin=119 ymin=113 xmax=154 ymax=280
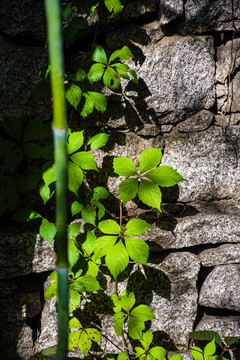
xmin=0 ymin=1 xmax=240 ymax=359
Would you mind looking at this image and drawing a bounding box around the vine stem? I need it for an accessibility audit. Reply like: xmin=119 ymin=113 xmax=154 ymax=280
xmin=45 ymin=1 xmax=68 ymax=359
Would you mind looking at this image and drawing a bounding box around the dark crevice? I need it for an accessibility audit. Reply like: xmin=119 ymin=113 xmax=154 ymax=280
xmin=0 ymin=31 xmax=45 ymax=47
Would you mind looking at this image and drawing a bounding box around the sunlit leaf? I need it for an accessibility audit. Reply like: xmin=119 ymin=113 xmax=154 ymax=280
xmin=128 ymin=316 xmax=145 ymax=340
xmin=104 ymin=0 xmax=123 ymax=17
xmin=65 ymin=84 xmax=82 ymax=110
xmin=69 ymin=288 xmax=81 ymax=313
xmin=139 ymin=148 xmax=163 ymax=174
xmin=68 ymin=222 xmax=81 ymax=237
xmin=98 ymin=219 xmax=120 ymax=234
xmin=71 ymin=201 xmax=83 ymax=216
xmin=92 ymin=44 xmax=107 ymax=64
xmin=103 ymin=66 xmax=121 ymax=90
xmin=131 ymin=305 xmax=155 ymax=322
xmin=87 ymin=133 xmax=110 ymax=150
xmin=68 ymin=161 xmax=83 ymax=196
xmin=140 ymin=331 xmax=153 ymax=351
xmin=43 ymin=162 xmax=56 ymax=186
xmin=70 ymin=151 xmax=98 ymax=171
xmin=94 ymin=235 xmax=118 ymax=259
xmin=40 ymin=218 xmax=56 ymax=244
xmin=109 ymin=46 xmax=134 ymax=63
xmin=124 ymin=237 xmax=149 ymax=265
xmin=124 ymin=219 xmax=151 ymax=235
xmin=145 ymin=166 xmax=186 ymax=187
xmin=105 ymin=240 xmax=129 ymax=279
xmin=88 ymin=63 xmax=106 ymax=83
xmin=113 ymin=157 xmax=137 ymax=176
xmin=138 ymin=179 xmax=162 ymax=211
xmin=68 ymin=241 xmax=80 ymax=269
xmin=81 ymin=205 xmax=96 ymax=225
xmin=119 ymin=178 xmax=138 ymax=206
xmin=91 ymin=186 xmax=110 ymax=200
xmin=87 ymin=91 xmax=107 ymax=113
xmin=114 ymin=311 xmax=127 ymax=336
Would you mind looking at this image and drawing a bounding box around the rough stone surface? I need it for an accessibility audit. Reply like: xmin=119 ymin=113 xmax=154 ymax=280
xmin=199 ymin=244 xmax=240 ymax=266
xmin=35 ymin=253 xmax=200 ymax=354
xmin=161 ymin=127 xmax=240 ymax=202
xmin=0 ymin=229 xmax=56 ymax=279
xmin=173 ymin=213 xmax=240 ymax=248
xmin=158 ymin=0 xmax=184 ymax=25
xmin=216 ymin=38 xmax=240 ymax=84
xmin=176 ymin=110 xmax=213 ymax=133
xmin=0 ymin=36 xmax=50 ymax=121
xmin=17 ymin=325 xmax=34 ymax=360
xmin=199 ymin=265 xmax=240 ymax=311
xmin=0 ymin=0 xmax=46 ymax=40
xmin=184 ymin=0 xmax=240 ymax=33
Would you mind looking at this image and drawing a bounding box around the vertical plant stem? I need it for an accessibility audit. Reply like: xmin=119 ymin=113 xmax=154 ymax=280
xmin=45 ymin=1 xmax=68 ymax=359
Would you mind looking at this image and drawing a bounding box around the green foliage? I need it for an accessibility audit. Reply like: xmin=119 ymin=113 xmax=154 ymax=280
xmin=189 ymin=330 xmax=238 ymax=360
xmin=95 ymin=218 xmax=150 ymax=279
xmin=114 ymin=148 xmax=185 ymax=211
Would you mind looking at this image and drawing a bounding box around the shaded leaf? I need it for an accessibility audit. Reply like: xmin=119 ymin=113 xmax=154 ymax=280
xmin=189 ymin=331 xmax=223 ymax=347
xmin=11 ymin=207 xmax=41 ymax=222
xmin=3 ymin=116 xmax=22 ymax=141
xmin=87 ymin=91 xmax=107 ymax=113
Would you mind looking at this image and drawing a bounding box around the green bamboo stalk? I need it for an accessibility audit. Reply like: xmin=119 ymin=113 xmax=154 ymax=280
xmin=45 ymin=1 xmax=68 ymax=359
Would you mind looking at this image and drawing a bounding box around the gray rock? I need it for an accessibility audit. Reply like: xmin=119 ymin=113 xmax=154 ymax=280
xmin=0 ymin=36 xmax=51 ymax=122
xmin=161 ymin=127 xmax=240 ymax=202
xmin=217 ymin=72 xmax=240 ymax=114
xmin=0 ymin=229 xmax=56 ymax=279
xmin=159 ymin=0 xmax=184 ymax=25
xmin=184 ymin=0 xmax=240 ymax=33
xmin=35 ymin=253 xmax=200 ymax=354
xmin=0 ymin=0 xmax=46 ymax=40
xmin=196 ymin=314 xmax=240 ymax=339
xmin=132 ymin=35 xmax=215 ymax=124
xmin=216 ymin=38 xmax=240 ymax=84
xmin=176 ymin=110 xmax=213 ymax=133
xmin=17 ymin=325 xmax=34 ymax=360
xmin=173 ymin=213 xmax=240 ymax=248
xmin=199 ymin=265 xmax=240 ymax=311
xmin=199 ymin=244 xmax=240 ymax=267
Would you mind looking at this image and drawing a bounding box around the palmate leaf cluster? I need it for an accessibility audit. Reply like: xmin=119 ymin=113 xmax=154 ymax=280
xmin=113 ymin=148 xmax=185 ymax=211
xmin=65 ymin=44 xmax=137 ymax=117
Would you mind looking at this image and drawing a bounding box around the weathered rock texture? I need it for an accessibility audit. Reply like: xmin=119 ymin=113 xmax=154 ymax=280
xmin=1 ymin=0 xmax=240 ymax=359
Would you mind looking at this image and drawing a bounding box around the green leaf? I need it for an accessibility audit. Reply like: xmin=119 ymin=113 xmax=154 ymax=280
xmin=104 ymin=0 xmax=123 ymax=17
xmin=131 ymin=305 xmax=155 ymax=322
xmin=41 ymin=144 xmax=53 ymax=160
xmin=149 ymin=346 xmax=167 ymax=359
xmin=128 ymin=69 xmax=138 ymax=84
xmin=71 ymin=201 xmax=83 ymax=216
xmin=94 ymin=235 xmax=118 ymax=259
xmin=124 ymin=219 xmax=151 ymax=235
xmin=3 ymin=186 xmax=18 ymax=211
xmin=121 ymin=292 xmax=136 ymax=313
xmin=224 ymin=336 xmax=240 ymax=346
xmin=92 ymin=44 xmax=107 ymax=64
xmin=70 ymin=151 xmax=98 ymax=171
xmin=87 ymin=133 xmax=110 ymax=150
xmin=40 ymin=218 xmax=56 ymax=244
xmin=114 ymin=311 xmax=127 ymax=336
xmin=81 ymin=92 xmax=94 ymax=118
xmin=72 ymin=275 xmax=101 ymax=292
xmin=86 ymin=328 xmax=101 ymax=342
xmin=138 ymin=179 xmax=162 ymax=211
xmin=113 ymin=157 xmax=137 ymax=176
xmin=68 ymin=241 xmax=80 ymax=269
xmin=23 ymin=143 xmax=42 ymax=159
xmin=3 ymin=116 xmax=22 ymax=141
xmin=86 ymin=261 xmax=99 ymax=277
xmin=191 ymin=347 xmax=204 ymax=360
xmin=91 ymin=186 xmax=110 ymax=200
xmin=204 ymin=339 xmax=216 ymax=358
xmin=0 ymin=139 xmax=15 ymax=156
xmin=78 ymin=329 xmax=92 ymax=355
xmin=145 ymin=166 xmax=186 ymax=187
xmin=65 ymin=84 xmax=82 ymax=110
xmin=139 ymin=148 xmax=163 ymax=174
xmin=68 ymin=161 xmax=83 ymax=196
xmin=69 ymin=316 xmax=81 ymax=329
xmin=117 ymin=353 xmax=129 ymax=360
xmin=189 ymin=331 xmax=223 ymax=347
xmin=68 ymin=222 xmax=81 ymax=237
xmin=68 ymin=330 xmax=80 ymax=350
xmin=44 ymin=280 xmax=58 ymax=300
xmin=103 ymin=66 xmax=121 ymax=90
xmin=140 ymin=331 xmax=153 ymax=351
xmin=39 ymin=183 xmax=52 ymax=204
xmin=11 ymin=207 xmax=42 ymax=222
xmin=69 ymin=288 xmax=81 ymax=313
xmin=109 ymin=46 xmax=134 ymax=63
xmin=82 ymin=231 xmax=96 ymax=255
xmin=62 ymin=2 xmax=72 ymax=20
xmin=168 ymin=355 xmax=183 ymax=360
xmin=23 ymin=119 xmax=43 ymax=142
xmin=128 ymin=316 xmax=145 ymax=340
xmin=92 ymin=200 xmax=106 ymax=220
xmin=67 ymin=130 xmax=84 ymax=155
xmin=135 ymin=347 xmax=146 ymax=359
xmin=111 ymin=294 xmax=122 ymax=312
xmin=4 ymin=147 xmax=23 ymax=168
xmin=63 ymin=17 xmax=89 ymax=46
xmin=67 ymin=68 xmax=87 ymax=82
xmin=88 ymin=63 xmax=106 ymax=83
xmin=105 ymin=241 xmax=129 ymax=279
xmin=111 ymin=63 xmax=130 ymax=79
xmin=87 ymin=91 xmax=107 ymax=113
xmin=99 ymin=219 xmax=120 ymax=234
xmin=18 ymin=174 xmax=41 ymax=193
xmin=81 ymin=205 xmax=96 ymax=226
xmin=43 ymin=162 xmax=56 ymax=186
xmin=119 ymin=178 xmax=138 ymax=206
xmin=125 ymin=237 xmax=149 ymax=265
xmin=41 ymin=345 xmax=57 ymax=356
